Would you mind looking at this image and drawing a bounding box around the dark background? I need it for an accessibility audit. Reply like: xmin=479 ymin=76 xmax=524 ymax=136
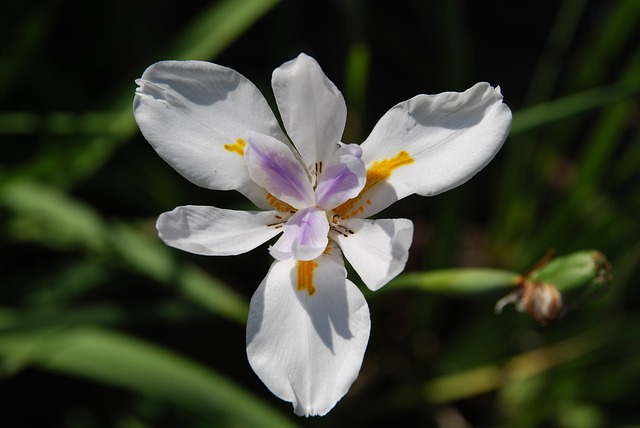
xmin=1 ymin=0 xmax=639 ymax=427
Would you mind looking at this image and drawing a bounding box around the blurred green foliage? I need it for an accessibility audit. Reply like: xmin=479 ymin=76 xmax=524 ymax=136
xmin=1 ymin=0 xmax=639 ymax=426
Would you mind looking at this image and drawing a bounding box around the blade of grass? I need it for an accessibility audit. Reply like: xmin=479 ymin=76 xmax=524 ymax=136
xmin=0 ymin=306 xmax=126 ymax=332
xmin=0 ymin=301 xmax=207 ymax=332
xmin=523 ymin=0 xmax=587 ymax=105
xmin=423 ymin=327 xmax=605 ymax=403
xmin=530 ymin=53 xmax=640 ymax=254
xmin=6 ymin=0 xmax=281 ymax=189
xmin=491 ymin=78 xmax=640 ymax=251
xmin=0 ymin=112 xmax=125 ymax=136
xmin=491 ymin=0 xmax=587 ymax=248
xmin=161 ymin=0 xmax=281 ymax=61
xmin=343 ymin=41 xmax=370 ymax=142
xmin=0 ymin=4 xmax=53 ymax=98
xmin=0 ymin=326 xmax=296 ymax=428
xmin=570 ymin=0 xmax=640 ymax=90
xmin=1 ymin=178 xmax=109 ymax=253
xmin=510 ymin=80 xmax=640 ymax=136
xmin=0 ymin=179 xmax=248 ymax=323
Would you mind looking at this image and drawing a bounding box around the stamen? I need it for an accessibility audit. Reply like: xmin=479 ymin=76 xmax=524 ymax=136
xmin=329 ymin=214 xmax=354 ymax=237
xmin=313 ymin=162 xmax=319 ymax=190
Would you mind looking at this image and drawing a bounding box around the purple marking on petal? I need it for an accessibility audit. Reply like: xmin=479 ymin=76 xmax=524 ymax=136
xmin=315 ymin=143 xmax=366 ymax=210
xmin=245 ymin=132 xmax=314 ymax=209
xmin=269 ymin=207 xmax=329 ymax=261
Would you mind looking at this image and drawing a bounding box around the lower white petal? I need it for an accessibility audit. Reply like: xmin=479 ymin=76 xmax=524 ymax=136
xmin=333 ymin=218 xmax=414 ymax=291
xmin=157 ymin=206 xmax=285 ymax=256
xmin=246 ymin=251 xmax=370 ymax=417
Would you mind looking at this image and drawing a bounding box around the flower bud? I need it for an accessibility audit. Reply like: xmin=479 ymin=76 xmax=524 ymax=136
xmin=529 ymin=250 xmax=612 ymax=296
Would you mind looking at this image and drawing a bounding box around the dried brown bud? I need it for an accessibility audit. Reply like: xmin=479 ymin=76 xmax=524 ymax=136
xmin=495 ymin=280 xmax=563 ymax=324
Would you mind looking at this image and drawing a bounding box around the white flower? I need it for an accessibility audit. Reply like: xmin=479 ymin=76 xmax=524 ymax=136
xmin=133 ymin=53 xmax=512 ymax=416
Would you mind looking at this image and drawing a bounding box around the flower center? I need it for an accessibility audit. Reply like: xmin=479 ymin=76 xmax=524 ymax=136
xmin=334 ymin=150 xmax=414 ymax=218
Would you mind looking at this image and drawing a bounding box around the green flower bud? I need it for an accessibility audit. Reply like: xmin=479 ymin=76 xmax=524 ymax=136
xmin=529 ymin=250 xmax=612 ymax=295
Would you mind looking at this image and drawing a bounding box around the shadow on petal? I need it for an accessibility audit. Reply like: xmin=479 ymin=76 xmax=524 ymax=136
xmin=245 ymin=278 xmax=266 ymax=346
xmin=139 ymin=61 xmax=243 ymax=108
xmin=406 ymin=83 xmax=495 ymax=131
xmin=289 ymin=255 xmax=354 ymax=353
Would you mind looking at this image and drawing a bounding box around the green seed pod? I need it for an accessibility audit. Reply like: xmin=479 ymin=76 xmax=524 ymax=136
xmin=529 ymin=250 xmax=612 ymax=296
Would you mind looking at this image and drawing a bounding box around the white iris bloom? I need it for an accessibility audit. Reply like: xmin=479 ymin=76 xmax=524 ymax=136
xmin=134 ymin=53 xmax=511 ymax=416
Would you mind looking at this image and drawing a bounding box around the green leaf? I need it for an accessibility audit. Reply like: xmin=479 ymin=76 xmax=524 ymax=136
xmin=5 ymin=0 xmax=281 ymax=189
xmin=0 ymin=305 xmax=126 ymax=332
xmin=162 ymin=0 xmax=282 ymax=61
xmin=0 ymin=112 xmax=126 ymax=136
xmin=423 ymin=329 xmax=605 ymax=404
xmin=0 ymin=178 xmax=109 ymax=253
xmin=0 ymin=327 xmax=296 ymax=428
xmin=107 ymin=222 xmax=249 ymax=323
xmin=510 ymin=80 xmax=640 ymax=136
xmin=0 ymin=179 xmax=248 ymax=323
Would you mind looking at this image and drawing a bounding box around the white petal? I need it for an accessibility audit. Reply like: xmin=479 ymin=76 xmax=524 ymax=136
xmin=351 ymin=83 xmax=511 ymax=218
xmin=134 ymin=60 xmax=287 ymax=205
xmin=269 ymin=207 xmax=329 ymax=261
xmin=272 ymin=53 xmax=347 ymax=170
xmin=332 ymin=218 xmax=414 ymax=291
xmin=246 ymin=249 xmax=370 ymax=417
xmin=315 ymin=143 xmax=366 ymax=211
xmin=245 ymin=132 xmax=315 ymax=209
xmin=156 ymin=206 xmax=286 ymax=256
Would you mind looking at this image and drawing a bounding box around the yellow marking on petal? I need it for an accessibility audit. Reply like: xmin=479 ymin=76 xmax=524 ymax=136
xmin=265 ymin=193 xmax=295 ymax=212
xmin=224 ymin=138 xmax=246 ymax=156
xmin=297 ymin=260 xmax=318 ymax=296
xmin=335 ymin=150 xmax=414 ymax=218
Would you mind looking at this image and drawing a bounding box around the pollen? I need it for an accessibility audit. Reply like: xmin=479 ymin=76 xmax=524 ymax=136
xmin=266 ymin=193 xmax=295 ymax=212
xmin=335 ymin=150 xmax=414 ymax=218
xmin=224 ymin=138 xmax=246 ymax=156
xmin=297 ymin=260 xmax=318 ymax=296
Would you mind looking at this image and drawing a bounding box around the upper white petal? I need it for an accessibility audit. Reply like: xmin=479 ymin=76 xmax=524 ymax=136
xmin=246 ymin=249 xmax=370 ymax=417
xmin=332 ymin=218 xmax=414 ymax=291
xmin=134 ymin=60 xmax=287 ymax=206
xmin=156 ymin=205 xmax=285 ymax=256
xmin=356 ymin=82 xmax=511 ymax=217
xmin=272 ymin=53 xmax=347 ymax=170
